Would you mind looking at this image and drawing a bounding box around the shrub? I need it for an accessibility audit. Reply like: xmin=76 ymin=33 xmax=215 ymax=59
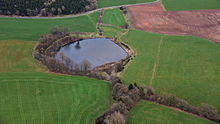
xmin=104 ymin=111 xmax=126 ymax=124
xmin=128 ymin=84 xmax=133 ymax=90
xmin=197 ymin=103 xmax=220 ymax=122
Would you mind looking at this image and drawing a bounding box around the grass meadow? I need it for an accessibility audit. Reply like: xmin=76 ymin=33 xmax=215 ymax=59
xmin=162 ymin=0 xmax=220 ymax=10
xmin=121 ymin=30 xmax=220 ymax=113
xmin=97 ymin=0 xmax=155 ymax=8
xmin=128 ymin=101 xmax=215 ymax=124
xmin=0 ymin=12 xmax=99 ymax=41
xmin=103 ymin=9 xmax=126 ymax=26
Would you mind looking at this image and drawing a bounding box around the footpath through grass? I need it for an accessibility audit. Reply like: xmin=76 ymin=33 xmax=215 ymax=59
xmin=162 ymin=0 xmax=220 ymax=11
xmin=103 ymin=9 xmax=126 ymax=27
xmin=128 ymin=101 xmax=215 ymax=124
xmin=0 ymin=72 xmax=112 ymax=124
xmin=121 ymin=30 xmax=220 ymax=113
xmin=97 ymin=0 xmax=155 ymax=8
xmin=0 ymin=12 xmax=99 ymax=41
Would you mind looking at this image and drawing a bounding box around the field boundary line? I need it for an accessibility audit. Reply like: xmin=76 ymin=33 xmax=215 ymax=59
xmin=149 ymin=36 xmax=164 ymax=85
xmin=16 ymin=81 xmax=27 ymax=124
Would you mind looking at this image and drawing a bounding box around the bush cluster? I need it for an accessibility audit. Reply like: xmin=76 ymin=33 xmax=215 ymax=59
xmin=0 ymin=0 xmax=97 ymax=16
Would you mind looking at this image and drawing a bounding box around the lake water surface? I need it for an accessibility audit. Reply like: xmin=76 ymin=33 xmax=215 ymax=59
xmin=56 ymin=38 xmax=128 ymax=69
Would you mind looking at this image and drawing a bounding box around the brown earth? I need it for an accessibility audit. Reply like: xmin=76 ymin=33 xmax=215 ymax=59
xmin=128 ymin=2 xmax=220 ymax=43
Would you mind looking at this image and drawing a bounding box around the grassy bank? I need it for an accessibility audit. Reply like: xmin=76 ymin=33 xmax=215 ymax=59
xmin=128 ymin=101 xmax=215 ymax=124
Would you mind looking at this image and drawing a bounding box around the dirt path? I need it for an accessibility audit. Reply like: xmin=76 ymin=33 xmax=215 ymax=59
xmin=128 ymin=1 xmax=220 ymax=43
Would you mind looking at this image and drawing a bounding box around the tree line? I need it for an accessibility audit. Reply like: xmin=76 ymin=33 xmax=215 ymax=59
xmin=0 ymin=0 xmax=97 ymax=16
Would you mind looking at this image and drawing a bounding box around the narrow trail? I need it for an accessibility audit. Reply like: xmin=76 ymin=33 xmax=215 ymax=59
xmin=0 ymin=0 xmax=160 ymax=19
xmin=149 ymin=36 xmax=164 ymax=85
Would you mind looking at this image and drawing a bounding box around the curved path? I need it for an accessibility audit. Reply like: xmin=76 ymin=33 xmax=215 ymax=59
xmin=0 ymin=0 xmax=160 ymax=19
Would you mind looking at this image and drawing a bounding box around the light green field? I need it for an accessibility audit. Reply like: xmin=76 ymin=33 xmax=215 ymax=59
xmin=0 ymin=40 xmax=44 ymax=72
xmin=121 ymin=30 xmax=220 ymax=112
xmin=128 ymin=101 xmax=215 ymax=124
xmin=97 ymin=0 xmax=155 ymax=8
xmin=0 ymin=72 xmax=112 ymax=124
xmin=101 ymin=25 xmax=125 ymax=38
xmin=103 ymin=9 xmax=126 ymax=27
xmin=162 ymin=0 xmax=220 ymax=10
xmin=0 ymin=12 xmax=99 ymax=41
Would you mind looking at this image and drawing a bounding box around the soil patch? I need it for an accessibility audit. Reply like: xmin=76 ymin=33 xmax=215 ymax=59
xmin=128 ymin=2 xmax=220 ymax=43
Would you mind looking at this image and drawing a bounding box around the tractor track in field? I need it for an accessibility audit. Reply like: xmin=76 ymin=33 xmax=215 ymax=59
xmin=150 ymin=36 xmax=164 ymax=85
xmin=0 ymin=0 xmax=160 ymax=19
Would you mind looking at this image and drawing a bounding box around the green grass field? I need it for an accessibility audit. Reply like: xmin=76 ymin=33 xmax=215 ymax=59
xmin=162 ymin=0 xmax=220 ymax=10
xmin=121 ymin=30 xmax=220 ymax=112
xmin=128 ymin=101 xmax=215 ymax=124
xmin=0 ymin=12 xmax=99 ymax=41
xmin=103 ymin=9 xmax=126 ymax=26
xmin=0 ymin=72 xmax=112 ymax=124
xmin=97 ymin=0 xmax=155 ymax=8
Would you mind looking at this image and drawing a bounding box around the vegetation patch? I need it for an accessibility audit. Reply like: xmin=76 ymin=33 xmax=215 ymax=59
xmin=0 ymin=0 xmax=96 ymax=16
xmin=101 ymin=25 xmax=125 ymax=38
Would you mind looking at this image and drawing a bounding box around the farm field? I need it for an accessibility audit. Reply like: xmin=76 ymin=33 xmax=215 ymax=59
xmin=128 ymin=101 xmax=215 ymax=124
xmin=162 ymin=0 xmax=220 ymax=11
xmin=121 ymin=30 xmax=220 ymax=112
xmin=101 ymin=25 xmax=125 ymax=38
xmin=0 ymin=72 xmax=112 ymax=124
xmin=0 ymin=12 xmax=99 ymax=41
xmin=103 ymin=9 xmax=126 ymax=27
xmin=97 ymin=0 xmax=155 ymax=8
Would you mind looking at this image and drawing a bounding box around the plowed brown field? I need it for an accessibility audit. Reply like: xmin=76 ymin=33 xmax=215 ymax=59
xmin=128 ymin=2 xmax=220 ymax=43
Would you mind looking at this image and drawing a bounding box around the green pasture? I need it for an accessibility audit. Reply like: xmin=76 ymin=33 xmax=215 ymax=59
xmin=128 ymin=101 xmax=215 ymax=124
xmin=162 ymin=0 xmax=220 ymax=10
xmin=0 ymin=72 xmax=112 ymax=124
xmin=0 ymin=12 xmax=99 ymax=41
xmin=97 ymin=0 xmax=155 ymax=8
xmin=103 ymin=9 xmax=126 ymax=27
xmin=121 ymin=30 xmax=220 ymax=112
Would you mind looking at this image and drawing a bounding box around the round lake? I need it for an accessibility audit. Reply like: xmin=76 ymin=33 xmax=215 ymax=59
xmin=56 ymin=38 xmax=128 ymax=69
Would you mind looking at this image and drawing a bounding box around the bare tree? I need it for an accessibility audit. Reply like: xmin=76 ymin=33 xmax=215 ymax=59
xmin=80 ymin=59 xmax=92 ymax=71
